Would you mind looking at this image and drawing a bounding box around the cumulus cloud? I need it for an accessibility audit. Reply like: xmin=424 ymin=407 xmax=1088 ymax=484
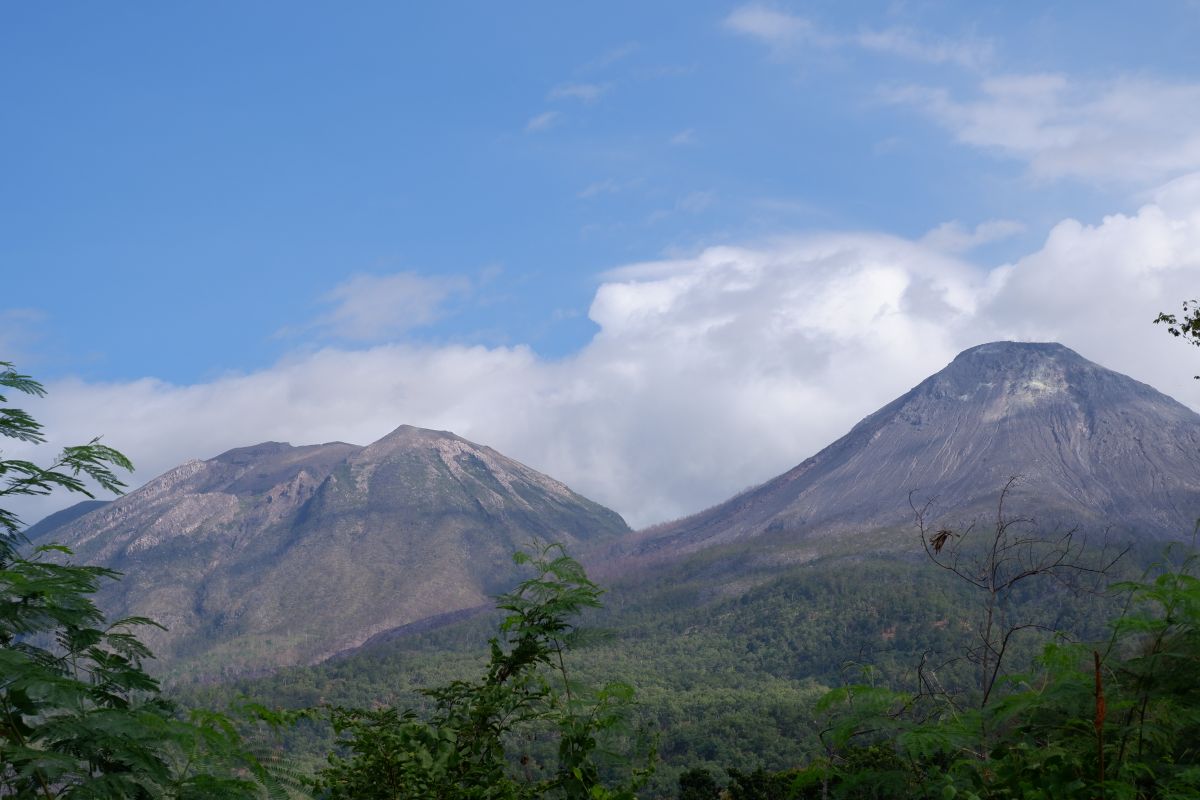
xmin=10 ymin=176 xmax=1200 ymax=531
xmin=972 ymin=172 xmax=1200 ymax=369
xmin=308 ymin=272 xmax=470 ymax=341
xmin=887 ymin=75 xmax=1200 ymax=183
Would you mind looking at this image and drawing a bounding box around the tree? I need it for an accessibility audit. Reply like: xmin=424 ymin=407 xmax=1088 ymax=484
xmin=1154 ymin=299 xmax=1200 ymax=378
xmin=312 ymin=543 xmax=654 ymax=800
xmin=0 ymin=362 xmax=132 ymax=539
xmin=913 ymin=478 xmax=1127 ymax=712
xmin=677 ymin=767 xmax=720 ymax=800
xmin=1 ymin=361 xmax=292 ymax=799
xmin=808 ymin=478 xmax=1197 ymax=799
xmin=752 ymin=553 xmax=1200 ymax=799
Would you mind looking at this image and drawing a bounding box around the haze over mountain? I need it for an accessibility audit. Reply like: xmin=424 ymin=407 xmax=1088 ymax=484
xmin=628 ymin=342 xmax=1200 ymax=563
xmin=32 ymin=426 xmax=628 ymax=675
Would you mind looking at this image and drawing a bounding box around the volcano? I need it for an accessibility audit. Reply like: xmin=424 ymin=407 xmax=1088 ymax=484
xmin=629 ymin=342 xmax=1200 ymax=560
xmin=30 ymin=427 xmax=629 ymax=673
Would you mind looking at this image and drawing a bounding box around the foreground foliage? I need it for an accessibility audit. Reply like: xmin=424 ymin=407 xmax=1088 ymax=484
xmin=192 ymin=535 xmax=1135 ymax=796
xmin=1155 ymin=298 xmax=1200 ymax=377
xmin=1 ymin=362 xmax=295 ymax=798
xmin=312 ymin=543 xmax=654 ymax=800
xmin=699 ymin=545 xmax=1200 ymax=800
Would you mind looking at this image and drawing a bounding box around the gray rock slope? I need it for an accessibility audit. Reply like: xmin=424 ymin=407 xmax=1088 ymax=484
xmin=632 ymin=342 xmax=1200 ymax=559
xmin=33 ymin=426 xmax=629 ymax=674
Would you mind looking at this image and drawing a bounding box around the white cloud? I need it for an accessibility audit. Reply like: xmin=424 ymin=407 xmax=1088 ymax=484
xmin=548 ymin=83 xmax=611 ymax=103
xmin=972 ymin=174 xmax=1200 ymax=369
xmin=725 ymin=5 xmax=990 ymax=68
xmin=724 ymin=5 xmax=824 ymax=47
xmin=888 ymin=74 xmax=1200 ymax=183
xmin=855 ymin=27 xmax=992 ymax=69
xmin=727 ymin=8 xmax=1198 ymax=185
xmin=311 ymin=272 xmax=469 ymax=341
xmin=10 ymin=176 xmax=1200 ymax=532
xmin=525 ymin=111 xmax=561 ymax=132
xmin=921 ymin=219 xmax=1025 ymax=253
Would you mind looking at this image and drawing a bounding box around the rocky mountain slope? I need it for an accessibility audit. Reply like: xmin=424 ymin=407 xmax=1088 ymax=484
xmin=32 ymin=426 xmax=629 ymax=675
xmin=33 ymin=342 xmax=1200 ymax=673
xmin=627 ymin=342 xmax=1200 ymax=562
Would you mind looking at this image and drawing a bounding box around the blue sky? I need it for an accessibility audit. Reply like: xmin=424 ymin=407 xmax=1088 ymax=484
xmin=5 ymin=2 xmax=1200 ymax=527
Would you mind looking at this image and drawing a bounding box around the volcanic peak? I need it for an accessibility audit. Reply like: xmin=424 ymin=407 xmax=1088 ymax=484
xmin=627 ymin=340 xmax=1200 ymax=560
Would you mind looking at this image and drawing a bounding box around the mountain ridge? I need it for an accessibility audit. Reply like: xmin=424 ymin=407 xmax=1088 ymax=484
xmin=30 ymin=426 xmax=629 ymax=676
xmin=28 ymin=341 xmax=1200 ymax=673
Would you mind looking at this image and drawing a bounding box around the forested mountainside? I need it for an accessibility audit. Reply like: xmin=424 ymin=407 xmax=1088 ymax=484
xmin=183 ymin=541 xmax=1161 ymax=796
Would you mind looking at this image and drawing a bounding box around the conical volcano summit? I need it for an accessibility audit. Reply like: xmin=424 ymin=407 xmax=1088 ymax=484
xmin=629 ymin=341 xmax=1200 ymax=560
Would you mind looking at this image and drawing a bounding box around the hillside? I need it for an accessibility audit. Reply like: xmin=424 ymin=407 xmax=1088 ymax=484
xmin=624 ymin=342 xmax=1200 ymax=565
xmin=30 ymin=341 xmax=1200 ymax=679
xmin=31 ymin=426 xmax=629 ymax=675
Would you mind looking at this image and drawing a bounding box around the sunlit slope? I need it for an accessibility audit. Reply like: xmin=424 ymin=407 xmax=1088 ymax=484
xmin=35 ymin=426 xmax=629 ymax=675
